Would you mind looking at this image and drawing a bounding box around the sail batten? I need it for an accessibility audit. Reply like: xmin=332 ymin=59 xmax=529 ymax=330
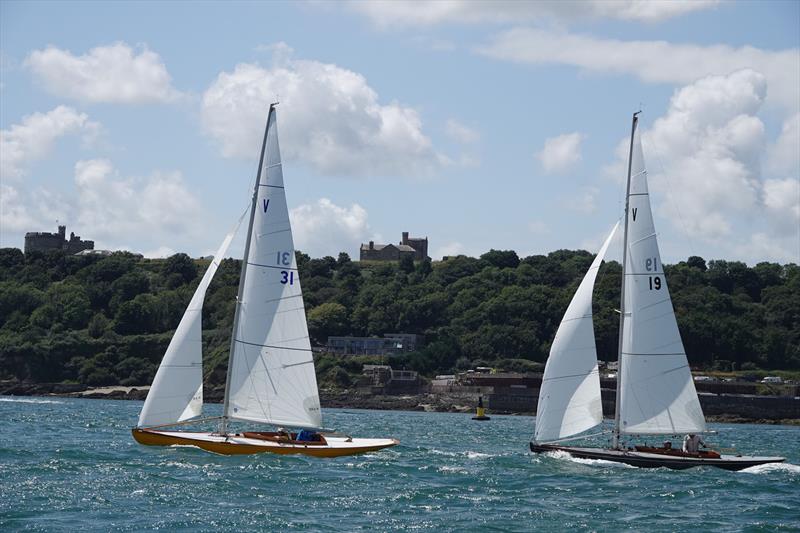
xmin=618 ymin=120 xmax=706 ymax=436
xmin=534 ymin=222 xmax=619 ymax=443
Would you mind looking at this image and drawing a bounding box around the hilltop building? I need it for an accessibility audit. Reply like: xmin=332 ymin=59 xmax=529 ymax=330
xmin=360 ymin=231 xmax=429 ymax=261
xmin=24 ymin=225 xmax=94 ymax=255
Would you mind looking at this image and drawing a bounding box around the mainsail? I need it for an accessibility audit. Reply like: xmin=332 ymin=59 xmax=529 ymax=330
xmin=618 ymin=120 xmax=706 ymax=435
xmin=224 ymin=106 xmax=322 ymax=429
xmin=534 ymin=223 xmax=618 ymax=442
xmin=138 ymin=224 xmax=240 ymax=427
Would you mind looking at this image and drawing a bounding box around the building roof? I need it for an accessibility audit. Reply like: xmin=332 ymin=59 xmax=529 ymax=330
xmin=360 ymin=243 xmax=416 ymax=252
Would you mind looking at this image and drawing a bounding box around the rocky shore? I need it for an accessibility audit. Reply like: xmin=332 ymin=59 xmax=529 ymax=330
xmin=2 ymin=381 xmax=798 ymax=425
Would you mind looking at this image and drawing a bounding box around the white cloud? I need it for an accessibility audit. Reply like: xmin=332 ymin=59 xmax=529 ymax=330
xmin=143 ymin=246 xmax=177 ymax=259
xmin=25 ymin=42 xmax=181 ymax=103
xmin=537 ymin=132 xmax=585 ymax=174
xmin=479 ymin=28 xmax=799 ymax=112
xmin=201 ymin=46 xmax=447 ymax=177
xmin=733 ymin=233 xmax=799 ymax=264
xmin=609 ymin=70 xmax=798 ymax=263
xmin=72 ymin=159 xmax=203 ymax=249
xmin=345 ymin=0 xmax=717 ymax=27
xmin=445 ymin=119 xmax=479 ymax=144
xmin=641 ymin=70 xmax=767 ymax=240
xmin=0 ymin=106 xmax=99 ymax=180
xmin=289 ymin=198 xmax=372 ymax=257
xmin=0 ymin=185 xmax=37 ymax=233
xmin=568 ymin=186 xmax=599 ymax=214
xmin=434 ymin=241 xmax=465 ymax=259
xmin=766 ymin=113 xmax=800 ymax=176
xmin=762 ymin=178 xmax=800 ymax=233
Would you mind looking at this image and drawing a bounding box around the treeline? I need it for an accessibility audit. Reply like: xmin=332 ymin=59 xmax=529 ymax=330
xmin=0 ymin=247 xmax=798 ymax=389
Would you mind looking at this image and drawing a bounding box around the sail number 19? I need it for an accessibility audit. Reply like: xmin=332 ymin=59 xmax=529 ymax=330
xmin=648 ymin=276 xmax=662 ymax=290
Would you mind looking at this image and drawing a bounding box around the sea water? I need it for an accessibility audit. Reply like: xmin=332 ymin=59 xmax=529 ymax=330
xmin=0 ymin=396 xmax=798 ymax=531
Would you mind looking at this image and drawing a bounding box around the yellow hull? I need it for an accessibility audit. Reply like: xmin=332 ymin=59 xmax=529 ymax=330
xmin=132 ymin=428 xmax=399 ymax=457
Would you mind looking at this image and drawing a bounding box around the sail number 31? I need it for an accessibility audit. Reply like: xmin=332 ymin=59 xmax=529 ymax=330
xmin=276 ymin=251 xmax=294 ymax=285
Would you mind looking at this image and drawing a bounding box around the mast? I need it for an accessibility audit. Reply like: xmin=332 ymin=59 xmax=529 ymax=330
xmin=612 ymin=111 xmax=640 ymax=449
xmin=220 ymin=103 xmax=276 ymax=435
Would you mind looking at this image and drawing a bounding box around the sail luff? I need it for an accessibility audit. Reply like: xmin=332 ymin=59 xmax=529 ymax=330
xmin=534 ymin=222 xmax=619 ymax=443
xmin=221 ymin=104 xmax=275 ymax=431
xmin=612 ymin=111 xmax=640 ymax=449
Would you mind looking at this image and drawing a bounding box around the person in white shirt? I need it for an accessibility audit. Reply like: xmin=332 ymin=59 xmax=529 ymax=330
xmin=682 ymin=433 xmax=705 ymax=453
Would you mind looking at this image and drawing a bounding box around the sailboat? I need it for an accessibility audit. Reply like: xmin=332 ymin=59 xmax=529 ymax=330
xmin=132 ymin=104 xmax=399 ymax=457
xmin=530 ymin=112 xmax=784 ymax=471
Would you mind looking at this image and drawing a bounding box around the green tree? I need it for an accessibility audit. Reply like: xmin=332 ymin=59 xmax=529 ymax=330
xmin=307 ymin=302 xmax=348 ymax=345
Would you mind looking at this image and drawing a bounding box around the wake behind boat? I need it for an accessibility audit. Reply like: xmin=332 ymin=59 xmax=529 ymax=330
xmin=132 ymin=104 xmax=398 ymax=457
xmin=529 ymin=113 xmax=785 ymax=471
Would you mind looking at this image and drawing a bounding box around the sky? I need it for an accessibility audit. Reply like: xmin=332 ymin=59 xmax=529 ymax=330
xmin=1 ymin=0 xmax=798 ymax=265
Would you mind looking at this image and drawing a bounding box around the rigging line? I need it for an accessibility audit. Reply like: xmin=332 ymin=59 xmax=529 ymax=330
xmin=628 ymin=232 xmax=657 ymax=246
xmin=558 ymin=313 xmax=593 ymax=323
xmin=257 ymin=228 xmax=291 ymax=237
xmin=282 ymin=360 xmax=314 ymax=369
xmin=541 ymin=430 xmax=612 ymax=445
xmin=642 ymin=132 xmax=697 ymax=258
xmin=621 ymin=352 xmax=685 ymax=356
xmin=541 ymin=369 xmax=599 ymax=382
xmin=246 ymin=262 xmax=298 ymax=271
xmin=235 ymin=339 xmax=313 ymax=352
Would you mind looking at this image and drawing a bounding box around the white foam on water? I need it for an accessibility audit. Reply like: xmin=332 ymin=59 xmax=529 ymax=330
xmin=465 ymin=451 xmax=492 ymax=460
xmin=739 ymin=462 xmax=800 ymax=475
xmin=162 ymin=461 xmax=202 ymax=469
xmin=0 ymin=397 xmax=64 ymax=405
xmin=544 ymin=449 xmax=634 ymax=468
xmin=437 ymin=465 xmax=468 ymax=474
xmin=429 ymin=448 xmax=496 ymax=459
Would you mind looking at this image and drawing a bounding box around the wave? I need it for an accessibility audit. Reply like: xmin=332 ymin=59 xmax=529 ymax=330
xmin=429 ymin=448 xmax=497 ymax=459
xmin=739 ymin=462 xmax=800 ymax=475
xmin=0 ymin=397 xmax=64 ymax=405
xmin=543 ymin=449 xmax=634 ymax=468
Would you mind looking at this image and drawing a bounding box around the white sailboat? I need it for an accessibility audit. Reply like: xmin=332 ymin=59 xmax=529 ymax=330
xmin=530 ymin=113 xmax=784 ymax=470
xmin=133 ymin=104 xmax=398 ymax=457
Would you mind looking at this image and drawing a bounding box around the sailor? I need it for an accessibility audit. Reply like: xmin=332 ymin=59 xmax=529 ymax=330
xmin=682 ymin=433 xmax=705 ymax=453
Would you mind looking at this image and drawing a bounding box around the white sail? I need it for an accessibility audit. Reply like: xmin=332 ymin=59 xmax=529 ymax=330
xmin=618 ymin=123 xmax=706 ymax=435
xmin=138 ymin=225 xmax=240 ymax=428
xmin=534 ymin=222 xmax=619 ymax=442
xmin=225 ymin=107 xmax=322 ymax=429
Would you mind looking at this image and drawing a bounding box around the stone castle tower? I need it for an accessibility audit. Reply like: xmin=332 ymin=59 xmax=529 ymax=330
xmin=24 ymin=225 xmax=94 ymax=255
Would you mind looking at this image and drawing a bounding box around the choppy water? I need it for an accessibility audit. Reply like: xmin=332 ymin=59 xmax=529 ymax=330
xmin=1 ymin=396 xmax=798 ymax=531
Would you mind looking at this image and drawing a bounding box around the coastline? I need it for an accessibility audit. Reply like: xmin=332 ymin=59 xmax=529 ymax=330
xmin=2 ymin=382 xmax=798 ymax=426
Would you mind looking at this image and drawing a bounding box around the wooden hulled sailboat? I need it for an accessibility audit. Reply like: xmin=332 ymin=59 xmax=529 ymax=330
xmin=530 ymin=113 xmax=784 ymax=471
xmin=132 ymin=105 xmax=398 ymax=457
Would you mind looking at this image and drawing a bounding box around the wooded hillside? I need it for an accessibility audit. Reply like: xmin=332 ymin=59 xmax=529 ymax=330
xmin=0 ymin=247 xmax=797 ymax=389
